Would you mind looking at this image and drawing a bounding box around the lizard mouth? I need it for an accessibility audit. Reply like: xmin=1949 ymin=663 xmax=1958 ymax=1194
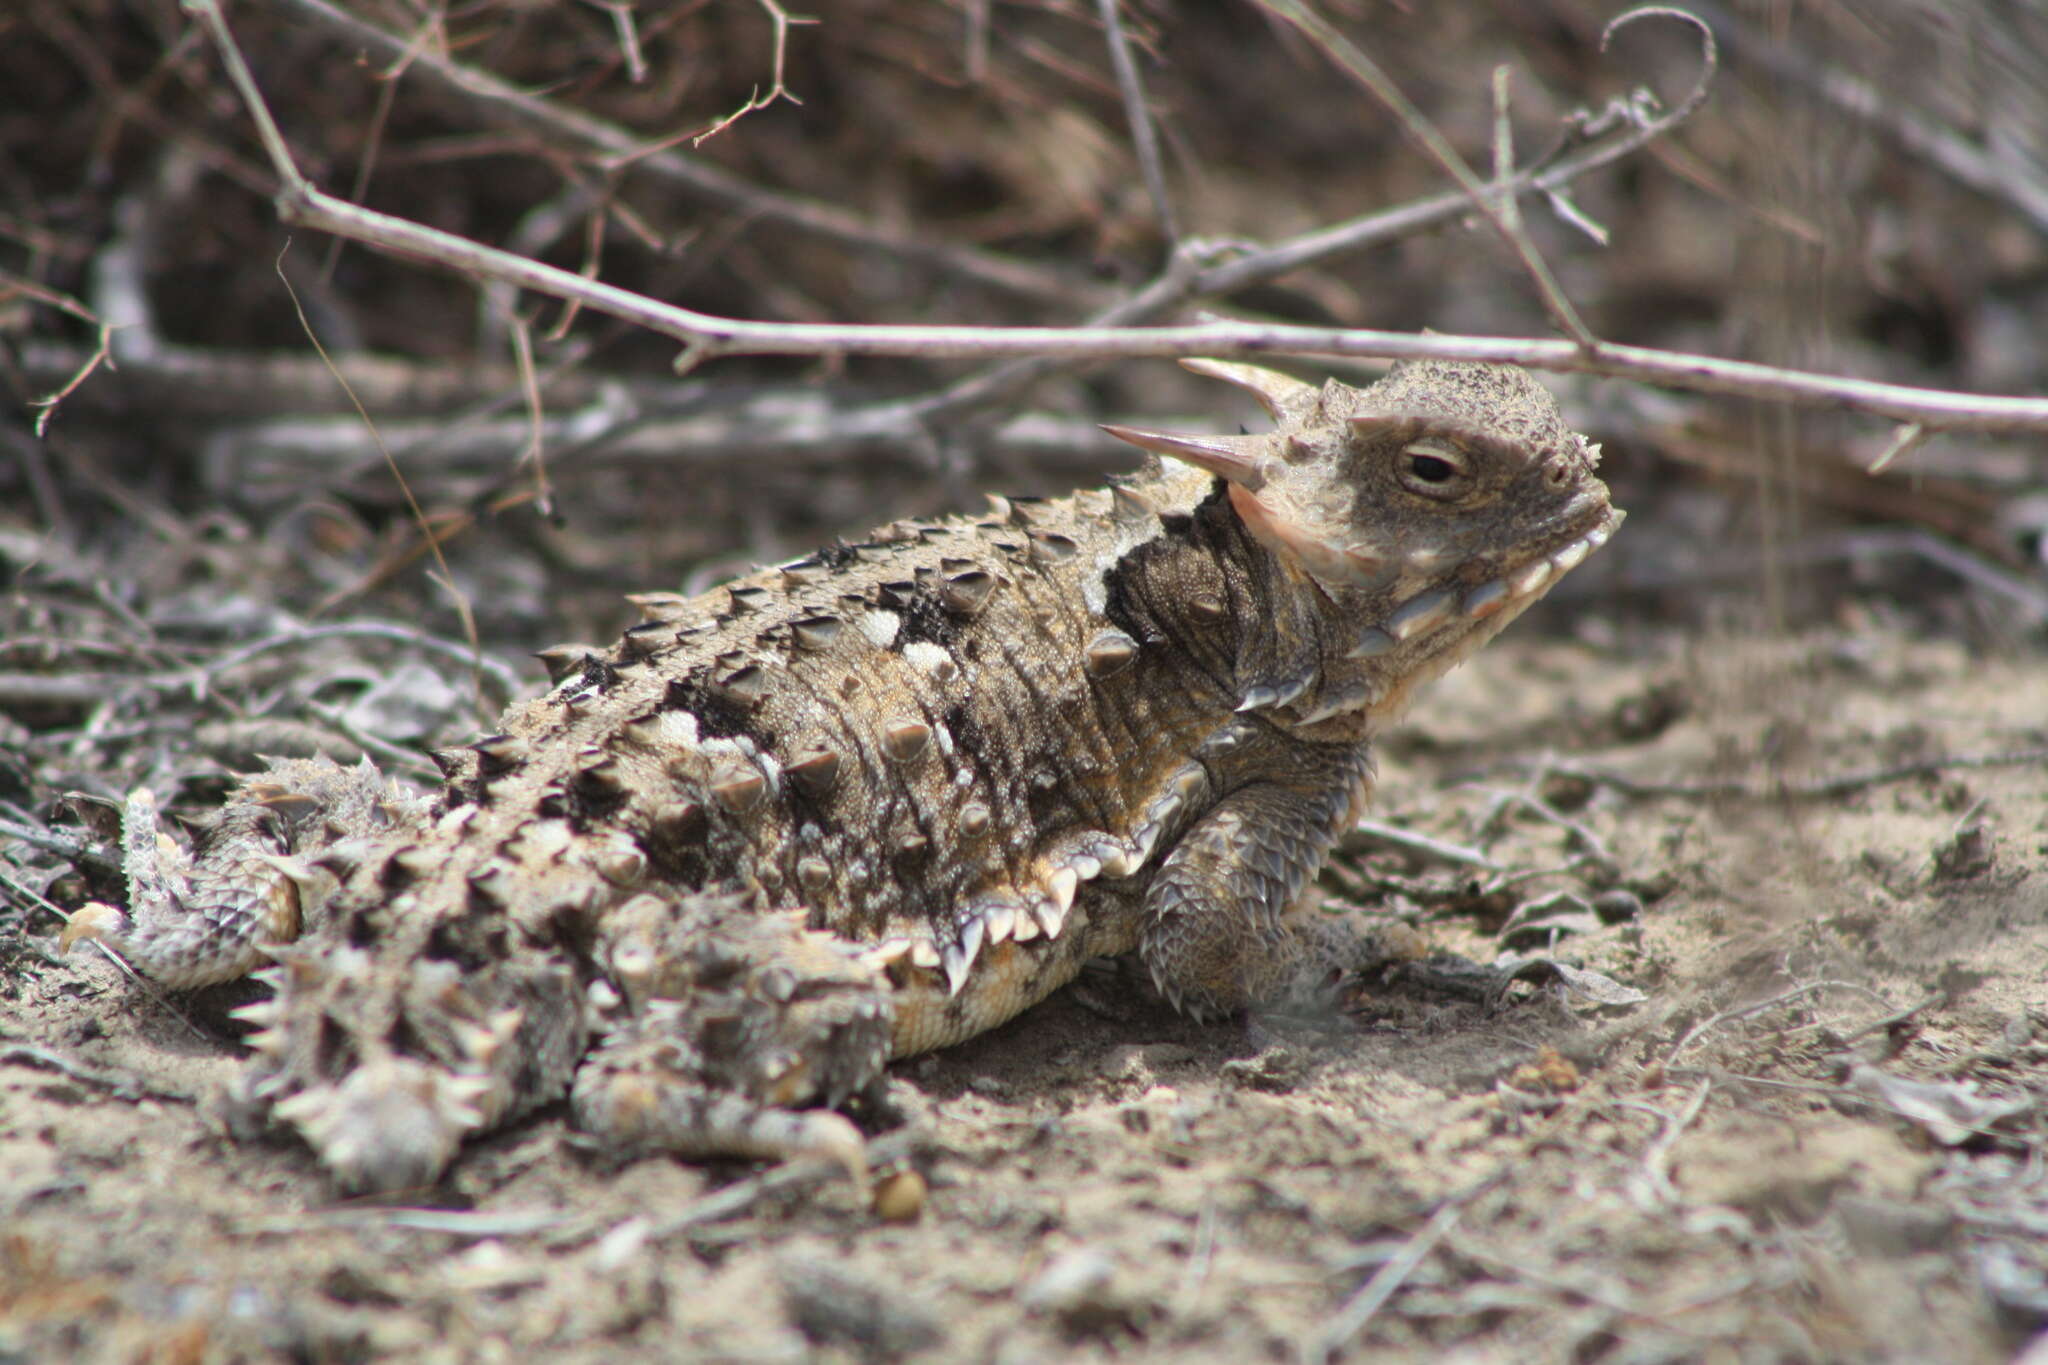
xmin=1344 ymin=501 xmax=1622 ymax=661
xmin=1291 ymin=502 xmax=1622 ymax=728
xmin=1458 ymin=502 xmax=1624 ymax=624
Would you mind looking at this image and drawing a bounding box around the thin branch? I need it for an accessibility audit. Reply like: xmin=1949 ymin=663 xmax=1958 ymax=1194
xmin=1866 ymin=422 xmax=1928 ymax=474
xmin=195 ymin=621 xmax=527 ymax=705
xmin=318 ymin=18 xmax=418 ymax=284
xmin=897 ymin=31 xmax=1713 ymax=424
xmin=0 ymin=266 xmax=102 ymax=325
xmin=1095 ymin=0 xmax=1178 ymax=247
xmin=1191 ymin=6 xmax=1719 ymax=303
xmin=1632 ymin=1077 xmax=1711 ymax=1208
xmin=230 ymin=175 xmax=2048 ymax=430
xmin=1542 ymin=745 xmax=2048 ymax=804
xmin=1303 ymin=1185 xmax=1487 ymax=1363
xmin=0 ymin=619 xmax=529 ymax=716
xmin=1663 ymin=981 xmax=1894 ymax=1068
xmin=0 ymin=1044 xmax=195 ymax=1104
xmin=1689 ymin=0 xmax=2048 ymax=240
xmin=302 ymin=700 xmax=445 ymax=778
xmin=1342 ymin=818 xmax=1502 ymax=871
xmin=963 ymin=0 xmax=990 ymax=83
xmin=29 ymin=322 xmax=118 ymax=438
xmin=13 ymin=336 xmax=572 ymax=419
xmin=1251 ymin=0 xmax=1604 ymax=347
xmin=260 ymin=0 xmax=1105 ymax=309
xmin=2 ymin=268 xmax=123 ymax=436
xmin=180 ymin=0 xmax=2048 ymax=434
xmin=0 ymin=818 xmax=113 ymax=872
xmin=690 ymin=0 xmax=814 ymax=146
xmin=267 ymin=247 xmax=495 ymax=724
xmin=152 ymin=0 xmax=1712 ymax=439
xmin=506 ymin=309 xmax=551 ymax=515
xmin=583 ymin=0 xmax=649 ymax=84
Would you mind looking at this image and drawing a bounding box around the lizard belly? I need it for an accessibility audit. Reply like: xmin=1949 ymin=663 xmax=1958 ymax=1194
xmin=886 ymin=886 xmax=1143 ymax=1055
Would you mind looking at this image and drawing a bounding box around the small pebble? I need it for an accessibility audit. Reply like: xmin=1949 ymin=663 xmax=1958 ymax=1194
xmin=872 ymin=1168 xmax=927 ymax=1224
xmin=1592 ymin=889 xmax=1644 ymax=923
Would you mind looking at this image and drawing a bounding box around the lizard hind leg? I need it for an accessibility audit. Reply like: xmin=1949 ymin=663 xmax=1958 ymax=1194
xmin=227 ymin=934 xmax=586 ymax=1194
xmin=63 ymin=756 xmax=429 ymax=989
xmin=572 ymin=892 xmax=896 ymax=1182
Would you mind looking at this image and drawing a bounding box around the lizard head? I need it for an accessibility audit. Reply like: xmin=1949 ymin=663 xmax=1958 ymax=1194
xmin=1103 ymin=356 xmax=1619 ymax=725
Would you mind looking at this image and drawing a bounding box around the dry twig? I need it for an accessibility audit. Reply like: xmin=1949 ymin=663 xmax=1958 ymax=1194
xmin=690 ymin=0 xmax=814 ymax=146
xmin=268 ymin=0 xmax=1102 ymax=308
xmin=1662 ymin=980 xmax=1893 ymax=1069
xmin=0 ymin=1044 xmax=194 ymax=1105
xmin=1304 ymin=1187 xmax=1481 ymax=1362
xmin=1251 ymin=0 xmax=1613 ymax=347
xmin=1095 ymin=0 xmax=1178 ymax=247
xmin=178 ymin=0 xmax=2048 ymax=437
xmin=1541 ymin=746 xmax=2048 ymax=804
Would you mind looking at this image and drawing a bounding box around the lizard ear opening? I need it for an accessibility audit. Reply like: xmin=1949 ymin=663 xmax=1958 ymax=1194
xmin=1177 ymin=358 xmax=1320 ymax=423
xmin=1100 ymin=425 xmax=1279 ymax=491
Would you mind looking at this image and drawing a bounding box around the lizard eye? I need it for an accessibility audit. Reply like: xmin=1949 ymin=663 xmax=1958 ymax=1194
xmin=1397 ymin=440 xmax=1471 ymax=499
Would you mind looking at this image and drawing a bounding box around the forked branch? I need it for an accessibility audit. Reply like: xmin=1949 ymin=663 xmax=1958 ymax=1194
xmin=180 ymin=0 xmax=2048 ymax=437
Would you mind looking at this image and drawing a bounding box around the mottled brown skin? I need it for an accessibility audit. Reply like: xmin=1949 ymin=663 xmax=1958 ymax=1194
xmin=66 ymin=358 xmax=1618 ymax=1192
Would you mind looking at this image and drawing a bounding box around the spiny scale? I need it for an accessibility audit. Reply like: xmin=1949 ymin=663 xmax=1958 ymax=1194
xmin=64 ymin=357 xmax=1618 ymax=1193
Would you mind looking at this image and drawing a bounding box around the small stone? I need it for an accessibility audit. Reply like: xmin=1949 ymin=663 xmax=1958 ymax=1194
xmin=1592 ymin=889 xmax=1643 ymax=923
xmin=872 ymin=1168 xmax=927 ymax=1224
xmin=780 ymin=1256 xmax=942 ymax=1356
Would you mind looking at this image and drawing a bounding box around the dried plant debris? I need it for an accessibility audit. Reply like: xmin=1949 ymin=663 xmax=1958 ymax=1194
xmin=5 ymin=2 xmax=2048 ymax=1362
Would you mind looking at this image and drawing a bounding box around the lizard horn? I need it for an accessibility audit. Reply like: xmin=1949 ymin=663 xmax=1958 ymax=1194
xmin=1099 ymin=425 xmax=1279 ymax=490
xmin=1178 ymin=358 xmax=1320 ymax=422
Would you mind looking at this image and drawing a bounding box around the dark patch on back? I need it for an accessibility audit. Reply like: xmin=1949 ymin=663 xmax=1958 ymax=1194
xmin=343 ymin=904 xmax=379 ymax=950
xmin=575 ymin=654 xmax=620 ymax=694
xmin=567 ymin=779 xmax=631 ymax=826
xmin=644 ymin=841 xmax=711 ymax=888
xmin=425 ymin=918 xmax=493 ymax=973
xmin=1024 ymin=771 xmax=1069 ymax=829
xmin=387 ymin=1015 xmax=433 ymax=1066
xmin=313 ymin=1014 xmax=354 ymax=1078
xmin=540 ymin=898 xmax=602 ymax=962
xmin=815 ymin=540 xmax=862 ymax=569
xmin=507 ymin=956 xmax=580 ymax=1100
xmin=661 ymin=674 xmax=776 ymax=748
xmin=539 ymin=779 xmax=630 ymax=831
xmin=895 ymin=586 xmax=966 ymax=650
xmin=780 ymin=780 xmax=841 ymax=834
xmin=941 ymin=701 xmax=995 ymax=782
xmin=438 ymin=782 xmax=482 ymax=814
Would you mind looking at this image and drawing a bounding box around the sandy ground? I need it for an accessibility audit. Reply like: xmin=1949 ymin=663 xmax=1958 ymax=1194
xmin=4 ymin=7 xmax=2046 ymax=1356
xmin=4 ymin=618 xmax=2045 ymax=1363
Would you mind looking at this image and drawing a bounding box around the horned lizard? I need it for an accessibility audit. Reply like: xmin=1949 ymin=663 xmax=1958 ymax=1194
xmin=64 ymin=357 xmax=1619 ymax=1193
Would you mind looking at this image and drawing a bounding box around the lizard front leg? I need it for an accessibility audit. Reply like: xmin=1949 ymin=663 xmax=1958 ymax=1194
xmin=1138 ymin=739 xmax=1375 ymax=1017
